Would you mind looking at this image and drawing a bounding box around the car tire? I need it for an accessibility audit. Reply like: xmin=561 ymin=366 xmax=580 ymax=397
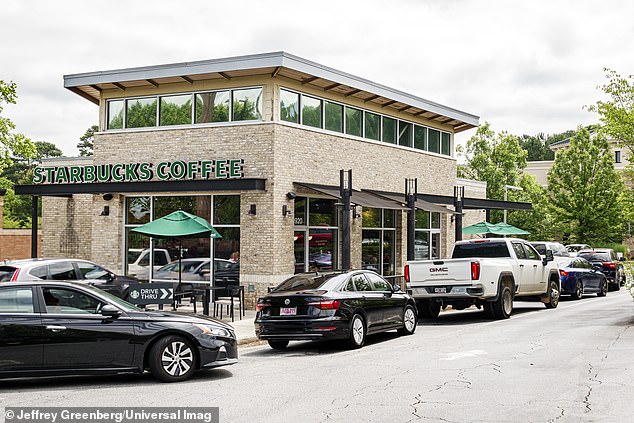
xmin=268 ymin=340 xmax=289 ymax=350
xmin=149 ymin=335 xmax=197 ymax=382
xmin=492 ymin=285 xmax=513 ymax=319
xmin=348 ymin=314 xmax=366 ymax=349
xmin=597 ymin=278 xmax=608 ymax=297
xmin=397 ymin=305 xmax=417 ymax=336
xmin=571 ymin=280 xmax=583 ymax=300
xmin=544 ymin=279 xmax=560 ymax=309
xmin=417 ymin=300 xmax=441 ymax=319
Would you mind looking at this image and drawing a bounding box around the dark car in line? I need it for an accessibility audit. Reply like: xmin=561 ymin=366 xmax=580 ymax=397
xmin=0 ymin=281 xmax=237 ymax=382
xmin=0 ymin=258 xmax=137 ymax=300
xmin=255 ymin=270 xmax=417 ymax=350
xmin=558 ymin=257 xmax=608 ymax=299
xmin=577 ymin=249 xmax=625 ymax=291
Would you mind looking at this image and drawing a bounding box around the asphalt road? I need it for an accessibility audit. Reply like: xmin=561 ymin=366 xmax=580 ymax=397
xmin=2 ymin=290 xmax=634 ymax=423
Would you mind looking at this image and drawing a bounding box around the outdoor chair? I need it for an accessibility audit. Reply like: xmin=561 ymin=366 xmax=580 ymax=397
xmin=213 ymin=286 xmax=243 ymax=322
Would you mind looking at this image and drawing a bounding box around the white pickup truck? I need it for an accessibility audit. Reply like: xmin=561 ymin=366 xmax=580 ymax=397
xmin=404 ymin=238 xmax=560 ymax=319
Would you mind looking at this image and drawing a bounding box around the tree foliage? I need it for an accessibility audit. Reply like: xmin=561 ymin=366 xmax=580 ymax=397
xmin=457 ymin=122 xmax=527 ymax=201
xmin=0 ymin=80 xmax=36 ymax=174
xmin=547 ymin=127 xmax=627 ymax=243
xmin=588 ymin=68 xmax=634 ymax=151
xmin=77 ymin=125 xmax=98 ymax=156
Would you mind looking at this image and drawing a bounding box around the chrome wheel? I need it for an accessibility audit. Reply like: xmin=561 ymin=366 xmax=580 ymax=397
xmin=161 ymin=341 xmax=194 ymax=377
xmin=352 ymin=317 xmax=364 ymax=345
xmin=404 ymin=307 xmax=416 ymax=332
xmin=502 ymin=289 xmax=513 ymax=316
xmin=545 ymin=280 xmax=560 ymax=309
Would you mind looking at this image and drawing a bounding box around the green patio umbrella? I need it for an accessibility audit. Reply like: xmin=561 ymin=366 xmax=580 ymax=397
xmin=131 ymin=210 xmax=222 ymax=288
xmin=462 ymin=221 xmax=530 ymax=236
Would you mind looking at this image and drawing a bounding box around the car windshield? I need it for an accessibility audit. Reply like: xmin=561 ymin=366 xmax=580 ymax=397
xmin=578 ymin=252 xmax=610 ymax=262
xmin=452 ymin=242 xmax=511 ymax=258
xmin=273 ymin=273 xmax=340 ymax=292
xmin=567 ymin=245 xmax=586 ymax=252
xmin=559 ymin=259 xmax=575 ymax=268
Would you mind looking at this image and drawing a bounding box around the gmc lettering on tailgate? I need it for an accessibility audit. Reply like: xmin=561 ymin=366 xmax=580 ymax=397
xmin=430 ymin=267 xmax=449 ymax=273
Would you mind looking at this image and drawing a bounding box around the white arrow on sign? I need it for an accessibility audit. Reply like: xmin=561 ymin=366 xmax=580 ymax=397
xmin=160 ymin=288 xmax=173 ymax=300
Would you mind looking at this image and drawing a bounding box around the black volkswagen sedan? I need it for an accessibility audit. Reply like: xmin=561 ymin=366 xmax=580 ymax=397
xmin=0 ymin=281 xmax=237 ymax=382
xmin=255 ymin=270 xmax=417 ymax=350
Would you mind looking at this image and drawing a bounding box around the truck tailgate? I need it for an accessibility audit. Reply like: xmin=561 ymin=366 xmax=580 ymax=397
xmin=407 ymin=258 xmax=474 ymax=285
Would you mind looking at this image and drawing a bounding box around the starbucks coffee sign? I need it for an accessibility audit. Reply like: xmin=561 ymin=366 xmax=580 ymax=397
xmin=33 ymin=159 xmax=244 ymax=184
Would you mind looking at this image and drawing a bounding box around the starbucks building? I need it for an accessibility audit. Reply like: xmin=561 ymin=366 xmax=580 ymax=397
xmin=16 ymin=52 xmax=529 ymax=308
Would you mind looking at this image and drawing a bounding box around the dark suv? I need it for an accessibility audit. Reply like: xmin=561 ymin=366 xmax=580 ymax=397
xmin=0 ymin=258 xmax=137 ymax=299
xmin=577 ymin=249 xmax=625 ymax=291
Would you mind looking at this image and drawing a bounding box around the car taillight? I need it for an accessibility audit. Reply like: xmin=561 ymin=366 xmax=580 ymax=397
xmin=404 ymin=265 xmax=410 ymax=283
xmin=559 ymin=269 xmax=568 ymax=277
xmin=602 ymin=262 xmax=616 ymax=269
xmin=471 ymin=261 xmax=480 ymax=280
xmin=10 ymin=268 xmax=20 ymax=282
xmin=307 ymin=300 xmax=341 ymax=310
xmin=256 ymin=301 xmax=270 ymax=312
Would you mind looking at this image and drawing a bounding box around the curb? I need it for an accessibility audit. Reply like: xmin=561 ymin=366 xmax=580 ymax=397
xmin=237 ymin=337 xmax=262 ymax=347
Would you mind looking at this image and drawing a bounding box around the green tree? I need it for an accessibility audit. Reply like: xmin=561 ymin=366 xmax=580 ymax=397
xmin=547 ymin=127 xmax=626 ymax=243
xmin=0 ymin=80 xmax=36 ymax=174
xmin=77 ymin=125 xmax=98 ymax=156
xmin=588 ymin=68 xmax=634 ymax=151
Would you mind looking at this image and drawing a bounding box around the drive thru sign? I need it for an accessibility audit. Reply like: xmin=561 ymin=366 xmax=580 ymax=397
xmin=128 ymin=283 xmax=174 ymax=305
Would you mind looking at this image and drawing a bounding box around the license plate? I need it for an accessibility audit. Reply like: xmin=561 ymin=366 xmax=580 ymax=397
xmin=434 ymin=287 xmax=447 ymax=293
xmin=280 ymin=307 xmax=297 ymax=316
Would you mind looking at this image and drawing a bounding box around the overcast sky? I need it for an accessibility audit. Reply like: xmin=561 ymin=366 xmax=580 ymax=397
xmin=2 ymin=0 xmax=633 ymax=156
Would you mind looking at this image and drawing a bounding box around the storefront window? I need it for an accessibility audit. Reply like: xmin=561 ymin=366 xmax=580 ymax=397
xmin=362 ymin=208 xmax=396 ymax=276
xmin=309 ymin=198 xmax=337 ymax=226
xmin=398 ymin=121 xmax=413 ymax=147
xmin=160 ymin=94 xmax=192 ymax=126
xmin=415 ymin=210 xmax=441 ymax=259
xmin=123 ymin=195 xmax=240 ymax=283
xmin=195 ymin=91 xmax=230 ymax=123
xmin=382 ymin=117 xmax=397 ymax=144
xmin=428 ymin=128 xmax=440 ymax=153
xmin=441 ymin=132 xmax=451 ymax=156
xmin=213 ymin=195 xmax=240 ymax=225
xmin=294 ymin=197 xmax=339 ymax=273
xmin=345 ymin=107 xmax=362 ymax=137
xmin=301 ymin=95 xmax=322 ymax=128
xmin=126 ymin=98 xmax=157 ymax=128
xmin=324 ymin=101 xmax=343 ymax=133
xmin=294 ymin=197 xmax=307 ymax=226
xmin=364 ymin=112 xmax=380 ymax=140
xmin=107 ymin=100 xmax=124 ymax=130
xmin=414 ymin=125 xmax=427 ymax=151
xmin=280 ymin=89 xmax=299 ymax=123
xmin=232 ymin=88 xmax=262 ymax=121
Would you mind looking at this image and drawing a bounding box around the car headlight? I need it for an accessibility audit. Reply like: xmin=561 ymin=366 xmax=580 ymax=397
xmin=193 ymin=323 xmax=232 ymax=338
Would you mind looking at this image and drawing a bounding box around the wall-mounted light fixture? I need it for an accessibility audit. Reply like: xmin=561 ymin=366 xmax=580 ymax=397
xmin=102 ymin=193 xmax=113 ymax=201
xmin=248 ymin=204 xmax=257 ymax=216
xmin=286 ymin=192 xmax=297 ymax=200
xmin=352 ymin=205 xmax=361 ymax=219
xmin=282 ymin=205 xmax=292 ymax=217
xmin=100 ymin=206 xmax=110 ymax=216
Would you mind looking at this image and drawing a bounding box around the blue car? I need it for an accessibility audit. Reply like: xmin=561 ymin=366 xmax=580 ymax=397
xmin=558 ymin=257 xmax=608 ymax=299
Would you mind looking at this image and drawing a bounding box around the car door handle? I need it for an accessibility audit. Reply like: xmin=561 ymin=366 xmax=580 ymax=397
xmin=46 ymin=325 xmax=67 ymax=332
xmin=533 ymin=265 xmax=538 ymax=268
xmin=519 ymin=264 xmax=524 ymax=268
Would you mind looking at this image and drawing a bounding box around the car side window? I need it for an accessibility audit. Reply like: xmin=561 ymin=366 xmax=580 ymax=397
xmin=49 ymin=262 xmax=77 ymax=280
xmin=523 ymin=244 xmax=541 ymax=260
xmin=344 ymin=278 xmax=356 ymax=292
xmin=366 ymin=273 xmax=390 ymax=291
xmin=154 ymin=252 xmax=168 ymax=266
xmin=0 ymin=287 xmax=34 ymax=314
xmin=42 ymin=287 xmax=104 ymax=314
xmin=76 ymin=262 xmax=110 ymax=280
xmin=29 ymin=265 xmax=48 ymax=280
xmin=352 ymin=274 xmax=373 ymax=292
xmin=512 ymin=243 xmax=527 ymax=259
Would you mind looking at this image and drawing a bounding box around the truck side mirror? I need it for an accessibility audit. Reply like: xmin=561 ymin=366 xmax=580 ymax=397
xmin=543 ymin=250 xmax=554 ymax=265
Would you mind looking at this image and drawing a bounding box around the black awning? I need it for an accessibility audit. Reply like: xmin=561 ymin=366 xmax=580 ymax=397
xmin=366 ymin=190 xmax=458 ymax=214
xmin=15 ymin=178 xmax=267 ymax=196
xmin=294 ymin=182 xmax=408 ymax=210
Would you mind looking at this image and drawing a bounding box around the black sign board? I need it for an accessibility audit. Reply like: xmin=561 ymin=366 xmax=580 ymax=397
xmin=128 ymin=283 xmax=174 ymax=305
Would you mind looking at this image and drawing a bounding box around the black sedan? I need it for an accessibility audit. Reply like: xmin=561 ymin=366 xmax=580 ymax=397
xmin=255 ymin=270 xmax=417 ymax=350
xmin=0 ymin=281 xmax=237 ymax=382
xmin=578 ymin=249 xmax=625 ymax=291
